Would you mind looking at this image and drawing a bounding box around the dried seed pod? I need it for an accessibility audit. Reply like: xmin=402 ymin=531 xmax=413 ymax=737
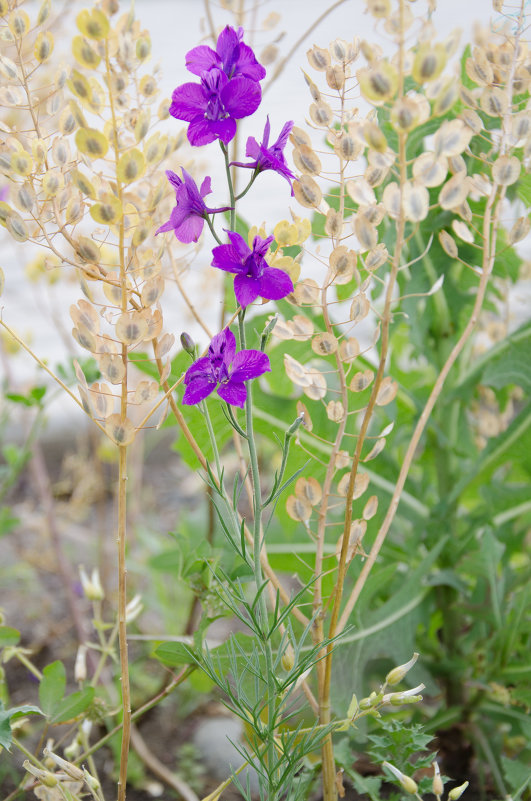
xmin=390 ymin=97 xmax=420 ymax=132
xmin=364 ymin=437 xmax=386 ymax=461
xmin=358 ymin=61 xmax=398 ymax=103
xmin=105 ymin=414 xmax=136 ymax=446
xmin=117 ymin=148 xmax=146 ymax=183
xmin=312 ymin=332 xmax=338 ymax=356
xmin=90 ymin=195 xmax=122 ymax=224
xmin=326 ymin=64 xmax=347 ymax=91
xmin=366 ymin=0 xmax=391 ymax=19
xmin=363 ymin=121 xmax=387 ymax=152
xmin=413 ymin=152 xmax=447 ymax=187
xmin=309 ymin=100 xmax=333 ymax=127
xmin=304 ymin=368 xmax=327 ymax=400
xmin=508 ymin=216 xmax=530 ymax=245
xmin=439 ymin=174 xmax=470 ymax=210
xmin=434 ymin=119 xmax=472 ymax=157
xmin=480 ymin=86 xmax=508 ymax=117
xmin=34 ymin=31 xmax=54 ymax=62
xmin=327 ymin=400 xmax=345 ymax=422
xmin=77 ymin=8 xmax=110 ymax=40
xmin=412 ymin=43 xmax=446 ymax=83
xmin=350 ymin=369 xmax=374 ymax=392
xmin=339 ymin=338 xmax=360 ymax=362
xmin=293 ymin=144 xmax=322 ymax=175
xmin=99 ymin=353 xmax=125 ymax=384
xmin=382 ymin=182 xmax=401 ymax=219
xmin=75 ymin=127 xmax=109 ymax=159
xmin=286 ymin=495 xmax=312 ymax=522
xmin=338 ymin=471 xmax=369 ymax=499
xmin=491 ymin=155 xmax=520 ymax=186
xmin=347 ymin=178 xmax=376 ymax=207
xmin=432 ymin=80 xmax=458 ymax=116
xmin=354 ymin=216 xmax=378 ymax=251
xmin=334 ymin=132 xmax=361 ymax=161
xmin=438 ymin=230 xmax=458 ymax=258
xmin=336 ymin=520 xmax=366 ymax=563
xmin=404 ymin=182 xmax=429 ymax=222
xmin=290 ymin=126 xmax=312 ymax=148
xmin=295 ymin=477 xmax=322 ymax=506
xmin=324 ymin=209 xmax=343 ymax=238
xmin=293 ymin=175 xmax=322 ymax=208
xmin=307 ymin=45 xmax=330 ymax=72
xmin=363 ymin=495 xmax=378 ymax=520
xmin=375 ymin=376 xmax=398 ymax=406
xmin=365 ymin=244 xmax=388 ymax=271
xmin=452 ymin=219 xmax=474 ymax=243
xmin=330 ymin=246 xmax=356 ymax=284
xmin=350 ymin=294 xmax=370 ymax=324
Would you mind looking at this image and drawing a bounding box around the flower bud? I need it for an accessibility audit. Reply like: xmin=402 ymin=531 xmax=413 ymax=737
xmin=125 ymin=594 xmax=143 ymax=622
xmin=23 ymin=761 xmax=58 ymax=787
xmin=74 ymin=644 xmax=87 ymax=682
xmin=432 ymin=761 xmax=443 ymax=797
xmin=287 ymin=412 xmax=305 ymax=437
xmin=84 ymin=769 xmax=102 ymax=792
xmin=79 ymin=566 xmax=104 ymax=601
xmin=385 ymin=652 xmax=419 ymax=686
xmin=281 ymin=644 xmax=295 ymax=672
xmin=64 ymin=738 xmax=82 ymax=761
xmin=448 ymin=781 xmax=469 ymax=800
xmin=383 ymin=762 xmax=418 ymax=795
xmin=180 ymin=332 xmax=195 ymax=355
xmin=43 ymin=748 xmax=84 ymax=781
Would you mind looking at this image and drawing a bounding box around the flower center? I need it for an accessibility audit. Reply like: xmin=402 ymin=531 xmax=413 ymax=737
xmin=244 ymin=252 xmax=264 ymax=280
xmin=202 ymin=70 xmax=228 ymax=121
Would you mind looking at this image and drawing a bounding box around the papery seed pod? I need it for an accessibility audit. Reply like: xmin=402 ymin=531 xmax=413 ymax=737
xmin=382 ymin=182 xmax=401 ymax=219
xmin=390 ymin=97 xmax=419 ymax=132
xmin=34 ymin=31 xmax=54 ymax=62
xmin=365 ymin=244 xmax=388 ymax=271
xmin=350 ymin=294 xmax=370 ymax=324
xmin=286 ymin=494 xmax=312 ymax=521
xmin=347 ymin=178 xmax=376 ymax=207
xmin=376 ymin=376 xmax=398 ymax=406
xmin=350 ymin=369 xmax=374 ymax=392
xmin=354 ymin=216 xmax=377 ymax=251
xmin=295 ymin=476 xmax=322 ymax=505
xmin=480 ymin=86 xmax=507 ymax=117
xmin=309 ymin=101 xmax=333 ymax=127
xmin=363 ymin=121 xmax=387 ymax=152
xmin=358 ymin=61 xmax=398 ymax=103
xmin=11 ymin=151 xmax=33 ymax=177
xmin=9 ymin=9 xmax=30 ymax=38
xmin=334 ymin=133 xmax=361 ymax=161
xmin=293 ymin=144 xmax=322 ymax=175
xmin=492 ymin=155 xmax=520 ymax=186
xmin=304 ymin=368 xmax=327 ymax=400
xmin=434 ymin=119 xmax=472 ymax=157
xmin=413 ymin=43 xmax=446 ymax=83
xmin=290 ymin=126 xmax=312 ymax=148
xmin=338 ymin=338 xmax=360 ymax=362
xmin=326 ymin=64 xmax=347 ymax=90
xmin=360 ymin=39 xmax=383 ymax=63
xmin=413 ymin=152 xmax=447 ymax=187
xmin=366 ymin=0 xmax=390 ymax=18
xmin=75 ymin=128 xmax=109 ymax=159
xmin=260 ymin=44 xmax=278 ymax=65
xmin=302 ymin=70 xmax=322 ymax=102
xmin=105 ymin=414 xmax=136 ymax=446
xmin=293 ymin=175 xmax=322 ymax=208
xmin=363 ymin=495 xmax=378 ymax=520
xmin=77 ymin=8 xmax=110 ymax=40
xmin=508 ymin=216 xmax=530 ymax=245
xmin=329 ymin=246 xmax=356 ymax=284
xmin=439 ymin=174 xmax=469 ymax=210
xmin=307 ymin=44 xmax=330 ymax=71
xmin=336 ymin=519 xmax=367 ymax=562
xmin=452 ymin=219 xmax=474 ymax=243
xmin=312 ymin=332 xmax=338 ymax=356
xmin=6 ymin=211 xmax=29 ymax=243
xmin=432 ymin=80 xmax=458 ymax=116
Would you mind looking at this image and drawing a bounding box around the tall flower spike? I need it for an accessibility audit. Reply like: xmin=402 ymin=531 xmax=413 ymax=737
xmin=212 ymin=231 xmax=293 ymax=307
xmin=170 ymin=67 xmax=262 ymax=147
xmin=186 ymin=25 xmax=266 ymax=83
xmin=182 ymin=328 xmax=271 ymax=408
xmin=156 ymin=169 xmax=230 ymax=244
xmin=232 ymin=116 xmax=296 ymax=194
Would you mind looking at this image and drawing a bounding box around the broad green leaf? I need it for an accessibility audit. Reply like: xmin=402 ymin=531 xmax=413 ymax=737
xmin=154 ymin=641 xmax=195 ymax=667
xmin=39 ymin=660 xmax=66 ymax=717
xmin=51 ymin=687 xmax=94 ymax=724
xmin=0 ymin=701 xmax=42 ymax=751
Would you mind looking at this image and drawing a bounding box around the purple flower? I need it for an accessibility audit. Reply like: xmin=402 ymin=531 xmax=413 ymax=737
xmin=183 ymin=327 xmax=271 ymax=408
xmin=212 ymin=231 xmax=294 ymax=308
xmin=186 ymin=26 xmax=266 ymax=83
xmin=156 ymin=168 xmax=230 ymax=244
xmin=170 ymin=67 xmax=261 ymax=147
xmin=232 ymin=117 xmax=296 ymax=194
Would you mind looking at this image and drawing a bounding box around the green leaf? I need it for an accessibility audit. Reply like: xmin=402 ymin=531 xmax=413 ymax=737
xmin=39 ymin=660 xmax=66 ymax=717
xmin=0 ymin=700 xmax=42 ymax=751
xmin=154 ymin=641 xmax=195 ymax=667
xmin=51 ymin=687 xmax=94 ymax=723
xmin=0 ymin=626 xmax=20 ymax=647
xmin=0 ymin=507 xmax=19 ymax=536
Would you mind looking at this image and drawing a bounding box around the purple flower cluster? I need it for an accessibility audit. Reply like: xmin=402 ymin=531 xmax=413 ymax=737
xmin=171 ymin=26 xmax=265 ymax=147
xmin=183 ymin=328 xmax=270 ymax=408
xmin=158 ymin=26 xmax=298 ymax=407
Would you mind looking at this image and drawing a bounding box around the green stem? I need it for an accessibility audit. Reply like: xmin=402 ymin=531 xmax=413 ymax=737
xmin=238 ymin=310 xmax=277 ymax=782
xmin=205 ymin=213 xmax=223 ymax=245
xmin=200 ymin=399 xmax=222 ymax=479
xmin=220 ymin=141 xmax=236 ymax=232
xmin=235 ymin=170 xmax=259 ymax=201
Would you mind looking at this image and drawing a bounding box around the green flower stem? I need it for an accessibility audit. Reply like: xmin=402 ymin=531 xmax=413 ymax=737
xmin=220 ymin=141 xmax=236 ymax=232
xmin=235 ymin=170 xmax=259 ymax=201
xmin=200 ymin=399 xmax=222 ymax=480
xmin=238 ymin=309 xmax=277 ymax=780
xmin=205 ymin=213 xmax=223 ymax=246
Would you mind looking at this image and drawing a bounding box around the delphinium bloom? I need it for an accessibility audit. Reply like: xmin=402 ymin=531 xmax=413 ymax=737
xmin=186 ymin=25 xmax=266 ymax=83
xmin=212 ymin=231 xmax=294 ymax=308
xmin=232 ymin=116 xmax=296 ymax=193
xmin=170 ymin=68 xmax=262 ymax=146
xmin=182 ymin=328 xmax=271 ymax=408
xmin=156 ymin=168 xmax=230 ymax=243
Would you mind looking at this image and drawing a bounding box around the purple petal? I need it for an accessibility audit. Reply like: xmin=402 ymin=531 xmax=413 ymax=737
xmin=187 ymin=117 xmax=236 ymax=146
xmin=184 ymin=356 xmax=212 ymax=382
xmin=273 ymin=120 xmax=294 ymax=151
xmin=234 ymin=43 xmax=266 ymax=82
xmin=217 ymin=380 xmax=247 ymax=408
xmin=212 ymin=243 xmax=246 ymax=274
xmin=199 ymin=176 xmax=213 ymax=198
xmin=216 ymin=26 xmax=240 ymax=68
xmin=245 ymin=136 xmax=261 ymax=160
xmin=234 ymin=274 xmax=260 ymax=307
xmin=166 ymin=170 xmax=182 ymax=191
xmin=251 ymin=234 xmax=274 ymax=258
xmin=227 ymin=230 xmax=251 ymax=260
xmin=209 ymin=328 xmax=237 ymax=366
xmin=262 ymin=117 xmax=271 ymax=148
xmin=170 ymin=83 xmax=207 ymax=122
xmin=155 ymin=203 xmax=187 ymax=235
xmin=258 ymin=266 xmax=294 ymax=300
xmin=185 ymin=44 xmax=220 ymax=76
xmin=182 ymin=375 xmax=216 ymax=405
xmin=175 ymin=214 xmax=205 ymax=244
xmin=221 ymin=77 xmax=261 ymax=119
xmin=231 ymin=349 xmax=271 ymax=382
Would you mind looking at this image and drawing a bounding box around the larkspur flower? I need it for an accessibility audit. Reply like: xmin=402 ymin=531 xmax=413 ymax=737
xmin=212 ymin=231 xmax=293 ymax=308
xmin=182 ymin=327 xmax=271 ymax=408
xmin=156 ymin=168 xmax=230 ymax=243
xmin=232 ymin=116 xmax=296 ymax=193
xmin=170 ymin=67 xmax=261 ymax=147
xmin=186 ymin=25 xmax=266 ymax=83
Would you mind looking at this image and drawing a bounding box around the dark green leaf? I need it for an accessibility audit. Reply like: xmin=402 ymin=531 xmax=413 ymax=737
xmin=39 ymin=660 xmax=66 ymax=717
xmin=51 ymin=687 xmax=94 ymax=724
